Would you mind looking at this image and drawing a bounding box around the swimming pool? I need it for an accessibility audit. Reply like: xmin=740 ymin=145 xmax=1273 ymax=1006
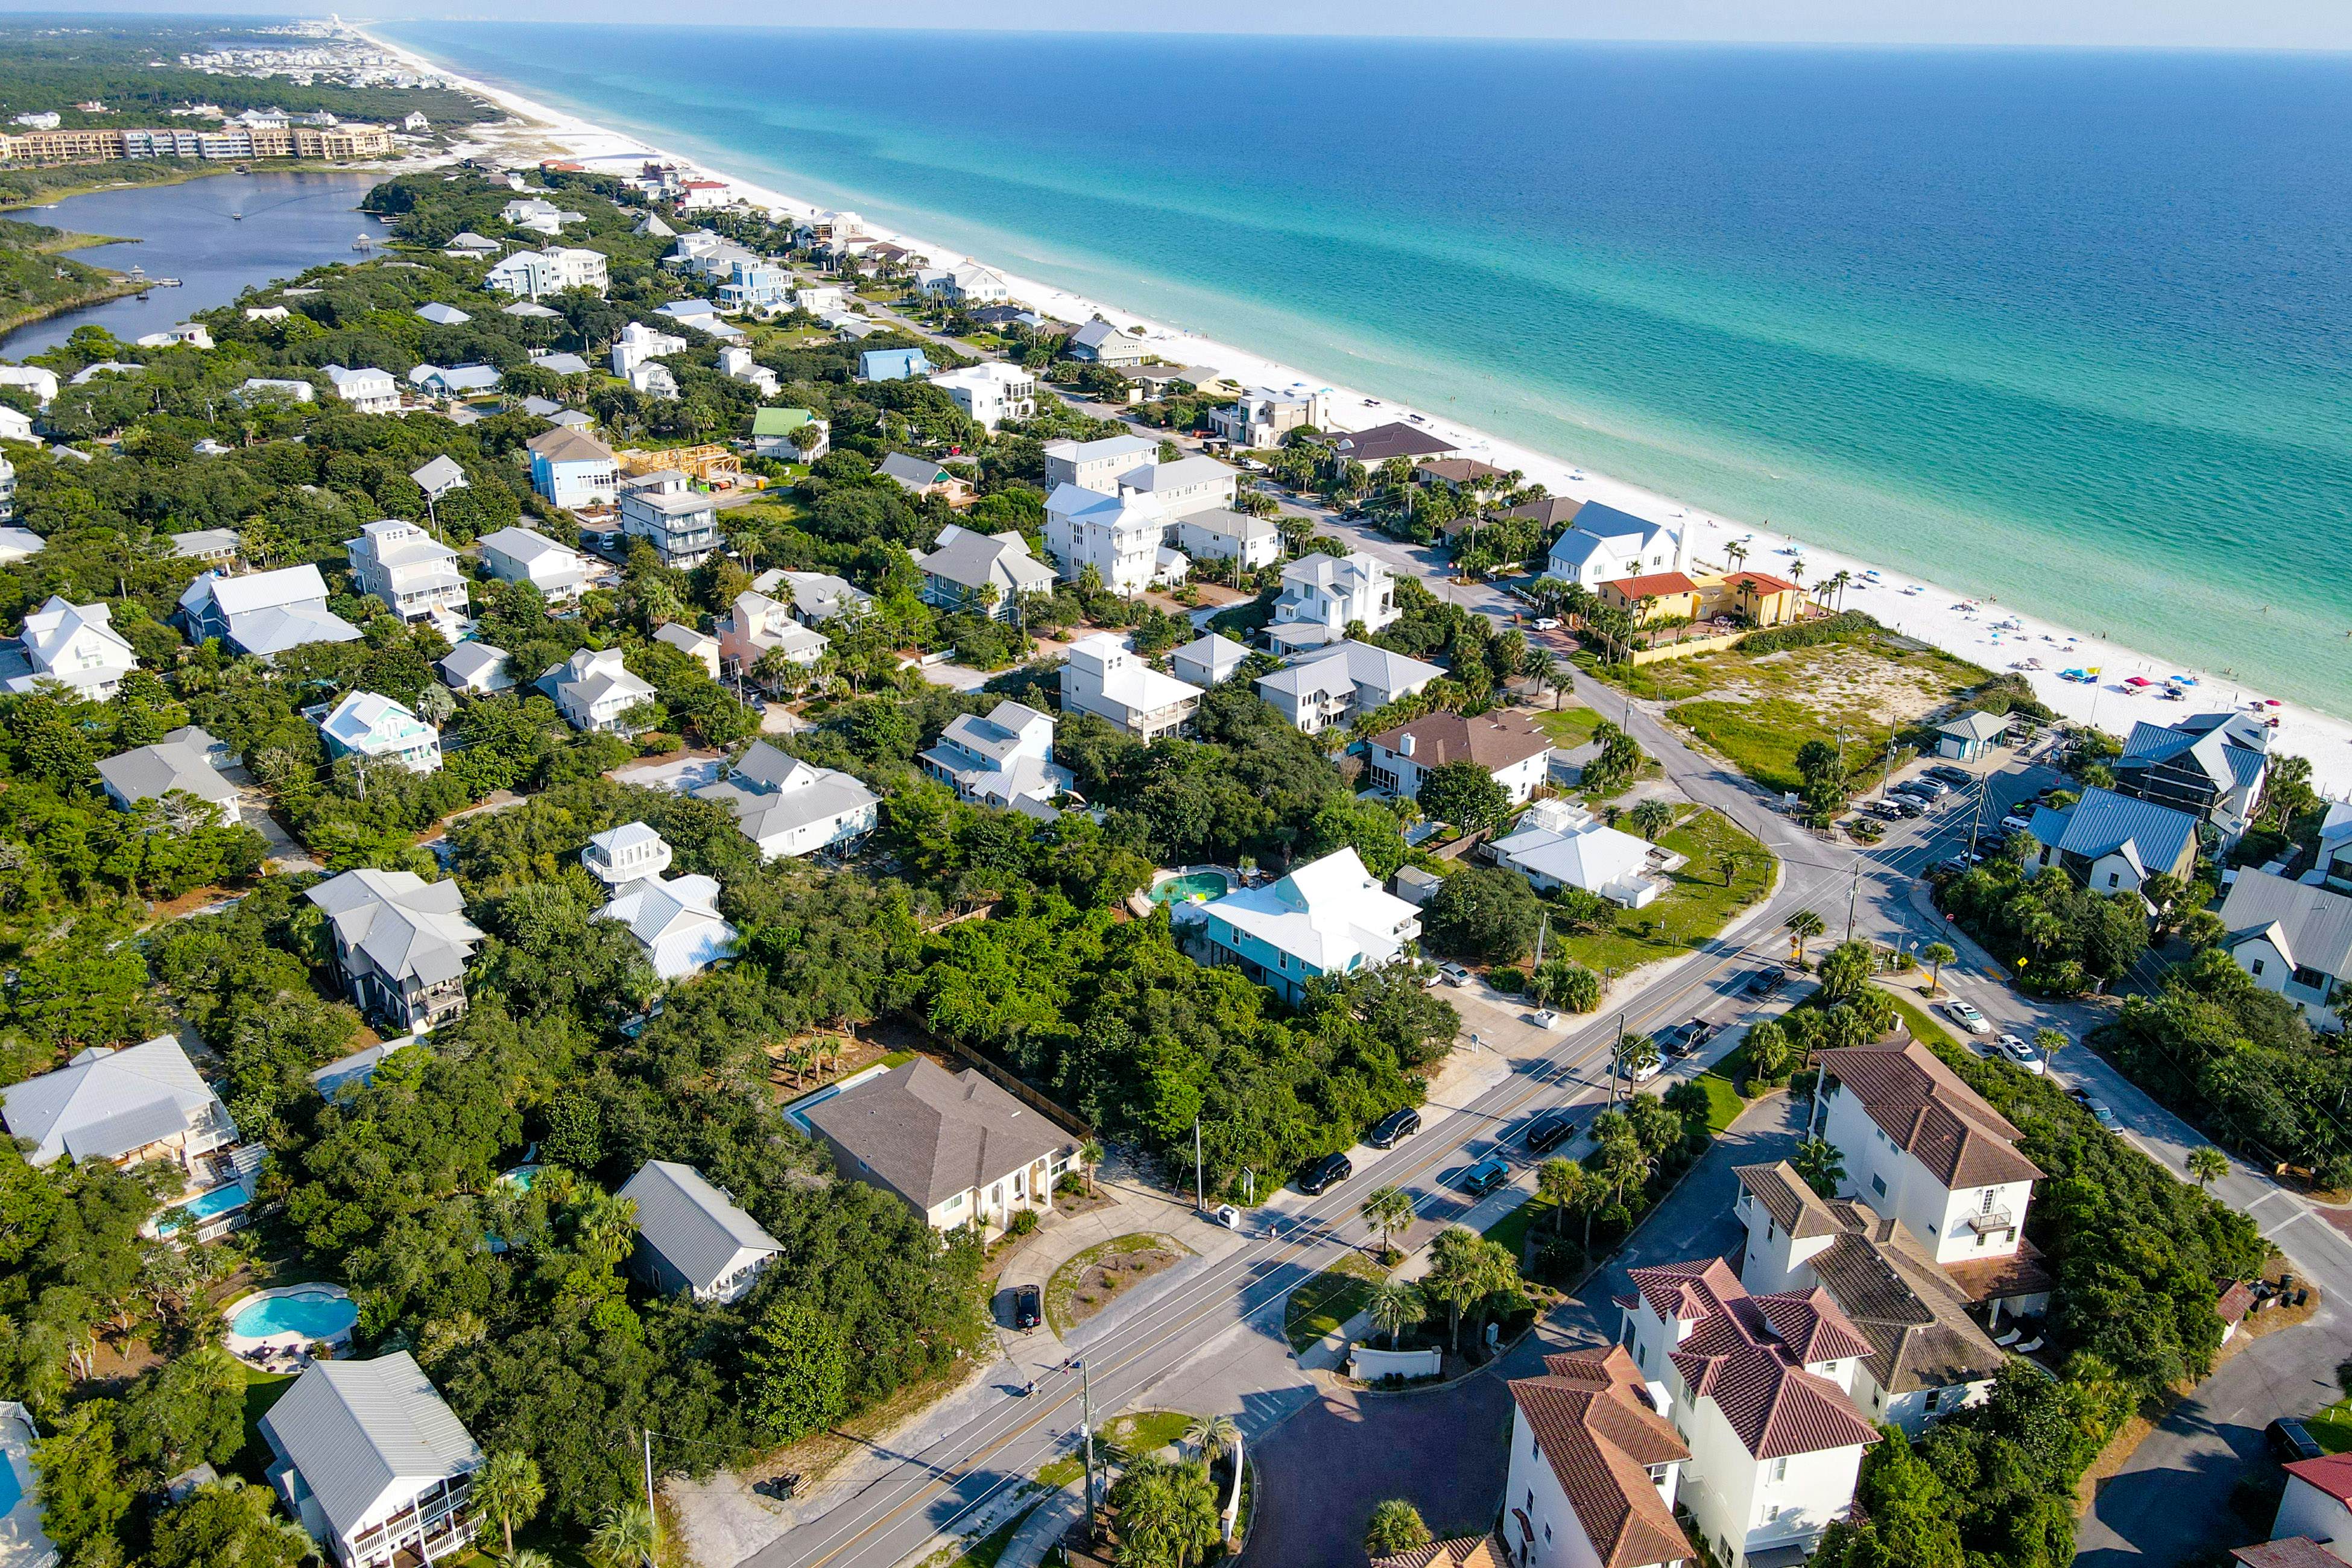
xmin=175 ymin=1182 xmax=251 ymax=1221
xmin=1149 ymin=871 xmax=1231 ymax=905
xmin=0 ymin=1452 xmax=19 ymax=1515
xmin=229 ymin=1288 xmax=356 ymax=1341
xmin=499 ymin=1165 xmax=539 ymax=1192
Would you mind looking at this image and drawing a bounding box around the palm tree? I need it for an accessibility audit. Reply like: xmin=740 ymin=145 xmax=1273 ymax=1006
xmin=1078 ymin=1137 xmax=1105 ymax=1198
xmin=1791 ymin=1136 xmax=1845 ymax=1198
xmin=1628 ymin=799 xmax=1673 ymax=842
xmin=1725 ymin=542 xmax=1749 ymax=573
xmin=505 ymin=1552 xmax=559 ymax=1568
xmin=1361 ymin=1185 xmax=1415 ymax=1260
xmin=2034 ymin=1026 xmax=2068 ymax=1072
xmin=1183 ymin=1412 xmax=1244 ymax=1547
xmin=573 ymin=1189 xmax=639 ymax=1268
xmin=587 ymin=1501 xmax=659 ymax=1568
xmin=2188 ymin=1146 xmax=2228 ymax=1188
xmin=1785 ymin=908 xmax=1826 ymax=964
xmin=1537 ymin=1157 xmax=1596 ymax=1242
xmin=1612 ymin=1032 xmax=1660 ymax=1100
xmin=1713 ymin=849 xmax=1740 ymax=887
xmin=1921 ymin=941 xmax=1956 ymax=996
xmin=473 ymin=1452 xmax=546 ymax=1557
xmin=1423 ymin=1227 xmax=1500 ymax=1353
xmin=1368 ymin=1281 xmax=1424 ymax=1349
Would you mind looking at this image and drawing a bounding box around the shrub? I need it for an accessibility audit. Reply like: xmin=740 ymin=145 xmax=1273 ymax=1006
xmin=1008 ymin=1208 xmax=1040 ymax=1236
xmin=1734 ymin=610 xmax=1879 ymax=654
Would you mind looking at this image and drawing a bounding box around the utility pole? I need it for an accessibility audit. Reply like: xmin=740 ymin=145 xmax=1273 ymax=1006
xmin=1608 ymin=1013 xmax=1625 ymax=1107
xmin=1079 ymin=1358 xmax=1099 ymax=1543
xmin=1193 ymin=1118 xmax=1203 ymax=1212
xmin=642 ymin=1428 xmax=657 ymax=1534
xmin=1877 ymin=710 xmax=1899 ymax=801
xmin=1844 ymin=862 xmax=1860 ymax=943
xmin=1532 ymin=910 xmax=1549 ymax=972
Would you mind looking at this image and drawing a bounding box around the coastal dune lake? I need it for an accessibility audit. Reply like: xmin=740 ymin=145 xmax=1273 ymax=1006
xmin=1 ymin=169 xmax=379 ymax=356
xmin=390 ymin=26 xmax=2352 ymax=717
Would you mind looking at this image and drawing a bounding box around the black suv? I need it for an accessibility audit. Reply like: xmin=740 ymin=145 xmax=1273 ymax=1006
xmin=1924 ymin=765 xmax=1974 ymax=788
xmin=1366 ymin=1107 xmax=1422 ymax=1149
xmin=2269 ymin=1417 xmax=2324 ymax=1462
xmin=1745 ymin=969 xmax=1789 ymax=999
xmin=1523 ymin=1108 xmax=1578 ymax=1155
xmin=1011 ymin=1283 xmax=1043 ymax=1331
xmin=1299 ymin=1151 xmax=1353 ymax=1195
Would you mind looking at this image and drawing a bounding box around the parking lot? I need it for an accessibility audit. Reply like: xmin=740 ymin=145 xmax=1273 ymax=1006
xmin=1847 ymin=750 xmax=2066 ymax=880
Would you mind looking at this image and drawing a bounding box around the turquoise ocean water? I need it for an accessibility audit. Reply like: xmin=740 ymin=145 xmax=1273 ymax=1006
xmin=388 ymin=25 xmax=2352 ymax=715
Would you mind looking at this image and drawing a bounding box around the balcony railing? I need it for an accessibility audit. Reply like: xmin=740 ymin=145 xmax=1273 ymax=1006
xmin=1965 ymin=1209 xmax=2015 ymax=1236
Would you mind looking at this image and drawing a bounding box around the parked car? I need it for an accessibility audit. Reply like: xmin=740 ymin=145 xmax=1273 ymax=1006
xmin=1011 ymin=1283 xmax=1043 ymax=1330
xmin=2000 ymin=813 xmax=2036 ymax=833
xmin=1532 ymin=616 xmax=1561 ymax=631
xmin=2088 ymin=1100 xmax=2122 ymax=1131
xmin=1925 ymin=765 xmax=1974 ymax=787
xmin=1298 ymin=1151 xmax=1353 ymax=1195
xmin=1523 ymin=1108 xmax=1578 ymax=1155
xmin=1437 ymin=962 xmax=1473 ymax=988
xmin=2270 ymin=1418 xmax=2325 ymax=1463
xmin=1627 ymin=1052 xmax=1663 ymax=1084
xmin=1994 ymin=1033 xmax=2044 ymax=1073
xmin=1366 ymin=1107 xmax=1422 ymax=1149
xmin=1744 ymin=969 xmax=1789 ymax=999
xmin=1903 ymin=777 xmax=1953 ymax=799
xmin=1883 ymin=796 xmax=1925 ymax=818
xmin=1462 ymin=1157 xmax=1512 ymax=1197
xmin=1930 ymin=858 xmax=1971 ymax=880
xmin=1943 ymin=998 xmax=1993 ymax=1034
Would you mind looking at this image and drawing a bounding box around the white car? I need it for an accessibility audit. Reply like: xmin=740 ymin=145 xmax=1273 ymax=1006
xmin=1943 ymin=998 xmax=1992 ymax=1035
xmin=1532 ymin=617 xmax=1561 ymax=631
xmin=1994 ymin=1033 xmax=2044 ymax=1073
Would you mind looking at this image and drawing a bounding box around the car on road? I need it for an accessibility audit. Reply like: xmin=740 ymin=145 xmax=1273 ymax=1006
xmin=1366 ymin=1107 xmax=1422 ymax=1149
xmin=1011 ymin=1283 xmax=1043 ymax=1330
xmin=1994 ymin=1033 xmax=2044 ymax=1073
xmin=1626 ymin=1052 xmax=1663 ymax=1084
xmin=1666 ymin=1017 xmax=1719 ymax=1058
xmin=1461 ymin=1157 xmax=1512 ymax=1197
xmin=2269 ymin=1418 xmax=2325 ymax=1463
xmin=2087 ymin=1100 xmax=2122 ymax=1131
xmin=1943 ymin=998 xmax=1993 ymax=1034
xmin=1532 ymin=617 xmax=1561 ymax=631
xmin=1523 ymin=1108 xmax=1578 ymax=1154
xmin=1298 ymin=1151 xmax=1353 ymax=1195
xmin=1744 ymin=969 xmax=1789 ymax=999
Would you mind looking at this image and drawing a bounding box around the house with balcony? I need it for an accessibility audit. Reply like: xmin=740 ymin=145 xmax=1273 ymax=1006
xmin=913 ymin=523 xmax=1056 ymax=621
xmin=760 ymin=569 xmax=870 ymax=627
xmin=1043 ymin=434 xmax=1157 ymax=492
xmin=178 ymin=564 xmax=361 ymax=658
xmin=1 ymin=595 xmax=139 ymax=698
xmin=1734 ymin=1160 xmax=2008 ymax=1437
xmin=929 ymin=362 xmax=1035 ymax=430
xmin=2114 ymin=710 xmax=2272 ymax=844
xmin=475 ymin=525 xmax=591 ymax=604
xmin=1172 ymin=508 xmax=1280 ymax=571
xmin=539 ymin=646 xmax=659 ymax=733
xmin=1043 ymin=484 xmax=1184 ymax=596
xmin=1266 ymin=551 xmax=1400 ymax=653
xmin=801 ymin=1058 xmax=1076 ymax=1236
xmin=2219 ymin=868 xmax=2352 ymax=1029
xmin=1617 ymin=1257 xmax=1878 ymax=1568
xmin=1 ymin=1034 xmax=238 ymax=1171
xmin=919 ymin=700 xmax=1067 ymax=818
xmin=306 ymin=868 xmax=485 ymax=1032
xmin=526 ymin=426 xmax=620 ymax=510
xmin=594 ymin=852 xmax=738 ymax=980
xmin=1253 ymin=640 xmax=1443 ymax=736
xmin=692 ymin=741 xmax=879 ymax=859
xmin=1059 ymin=632 xmax=1203 ymax=741
xmin=618 ymin=471 xmax=717 ymax=567
xmin=1501 ymin=1344 xmax=1695 ymax=1568
xmin=1811 ymin=1036 xmax=2049 ymax=1317
xmin=1365 ymin=709 xmax=1552 ymax=806
xmin=1207 ymin=384 xmax=1330 ymax=449
xmin=1543 ymin=501 xmax=1687 ymax=589
xmin=2312 ymin=803 xmax=2352 ymax=894
xmin=1195 ymin=847 xmax=1421 ymax=1005
xmin=484 ymin=245 xmax=608 ymax=299
xmin=2021 ymin=785 xmax=2201 ymax=899
xmin=717 ymin=589 xmax=830 ymax=681
xmin=618 ymin=1161 xmax=782 ymax=1303
xmin=317 ymin=691 xmax=443 ymax=774
xmin=261 ymin=1353 xmax=483 ymax=1568
xmin=611 ymin=320 xmax=688 ymax=377
xmin=321 ymin=363 xmax=400 ymax=413
xmin=346 ymin=519 xmax=467 ymax=625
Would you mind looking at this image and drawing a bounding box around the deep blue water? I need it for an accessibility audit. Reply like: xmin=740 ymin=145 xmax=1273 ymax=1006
xmin=388 ymin=25 xmax=2352 ymax=713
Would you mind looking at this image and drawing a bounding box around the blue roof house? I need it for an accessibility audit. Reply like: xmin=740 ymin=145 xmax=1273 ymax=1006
xmin=859 ymin=347 xmax=934 ymax=382
xmin=2023 ymin=785 xmax=2201 ymax=899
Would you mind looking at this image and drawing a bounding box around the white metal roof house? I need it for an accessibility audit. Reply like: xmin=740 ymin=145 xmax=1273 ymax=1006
xmin=346 ymin=519 xmax=467 ymax=625
xmin=1543 ymin=500 xmax=1686 ymax=588
xmin=1059 ymin=632 xmax=1203 ymax=741
xmin=616 ymin=1160 xmax=782 ymax=1304
xmin=321 ymin=364 xmax=400 ymax=414
xmin=0 ymin=1035 xmax=236 ymax=1171
xmin=757 ymin=569 xmax=869 ymax=627
xmin=1 ymin=595 xmax=139 ymax=698
xmin=1266 ymin=551 xmax=1400 ymax=653
xmin=1195 ymin=847 xmax=1422 ymax=1004
xmin=95 ymin=735 xmax=242 ymax=824
xmin=475 ymin=525 xmax=591 ymax=603
xmin=1169 ymin=632 xmax=1251 ymax=689
xmin=318 ymin=691 xmax=443 ymax=774
xmin=918 ymin=700 xmax=1067 ymax=818
xmin=583 ymin=821 xmax=674 ymax=886
xmin=717 ymin=590 xmax=829 ymax=683
xmin=305 ymin=869 xmax=485 ymax=1033
xmin=259 ymin=1353 xmax=484 ymax=1568
xmin=653 ymin=622 xmax=721 ymax=678
xmin=2219 ymin=867 xmax=2352 ymax=1028
xmin=177 ymin=564 xmax=362 ymax=658
xmin=413 ymin=301 xmax=472 ymax=326
xmin=437 ymin=642 xmax=514 ymax=695
xmin=409 ymin=456 xmax=467 ymax=502
xmin=1490 ymin=798 xmax=1664 ymax=908
xmin=1043 ymin=482 xmax=1184 ymax=597
xmin=928 ymin=361 xmax=1036 ymax=430
xmin=596 ymin=867 xmax=739 ymax=981
xmin=538 ymin=646 xmax=658 ymax=734
xmin=1042 ymin=434 xmax=1157 ymax=492
xmin=692 ymin=741 xmax=879 ymax=860
xmin=1253 ymin=640 xmax=1443 ymax=736
xmin=1171 ymin=507 xmax=1279 ymax=571
xmin=1066 ymin=318 xmax=1149 ymax=366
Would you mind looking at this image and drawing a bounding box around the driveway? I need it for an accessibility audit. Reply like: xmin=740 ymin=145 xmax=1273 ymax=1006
xmin=1245 ymin=1098 xmax=1804 ymax=1568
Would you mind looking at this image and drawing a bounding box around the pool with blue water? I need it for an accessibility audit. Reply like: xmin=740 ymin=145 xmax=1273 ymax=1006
xmin=230 ymin=1288 xmax=356 ymax=1341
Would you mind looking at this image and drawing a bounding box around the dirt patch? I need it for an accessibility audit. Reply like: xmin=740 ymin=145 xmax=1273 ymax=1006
xmin=1047 ymin=1233 xmax=1188 ymax=1334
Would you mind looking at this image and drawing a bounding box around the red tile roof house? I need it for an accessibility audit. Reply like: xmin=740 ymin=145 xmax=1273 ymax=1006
xmin=1614 ymin=1257 xmax=1879 ymax=1568
xmin=1501 ymin=1344 xmax=1696 ymax=1568
xmin=2274 ymin=1452 xmax=2352 ymax=1557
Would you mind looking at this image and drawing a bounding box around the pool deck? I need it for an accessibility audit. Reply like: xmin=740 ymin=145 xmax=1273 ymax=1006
xmin=0 ymin=1402 xmax=58 ymax=1568
xmin=223 ymin=1283 xmax=356 ymax=1368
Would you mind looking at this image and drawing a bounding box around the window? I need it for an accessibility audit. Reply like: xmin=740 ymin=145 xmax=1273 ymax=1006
xmin=1543 ymin=1525 xmax=1553 ymax=1544
xmin=1531 ymin=1436 xmax=1540 ymax=1460
xmin=2250 ymin=958 xmax=2266 ymax=976
xmin=1526 ymin=1489 xmax=1534 ymax=1513
xmin=1763 ymin=1503 xmax=1781 ymax=1523
xmin=2106 ymin=871 xmax=2120 ymax=888
xmin=1924 ymin=1389 xmax=1943 ymax=1413
xmin=1980 ymin=1188 xmax=1997 ymax=1213
xmin=1770 ymin=1456 xmax=1788 ymax=1483
xmin=1870 ymin=1173 xmax=1887 ymax=1198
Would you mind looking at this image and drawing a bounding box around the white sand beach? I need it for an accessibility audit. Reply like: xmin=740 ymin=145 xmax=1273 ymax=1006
xmin=367 ymin=27 xmax=2352 ymax=795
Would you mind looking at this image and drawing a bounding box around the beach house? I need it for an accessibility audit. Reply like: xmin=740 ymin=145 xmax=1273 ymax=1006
xmin=321 ymin=363 xmax=400 ymax=413
xmin=1173 ymin=508 xmax=1280 ymax=571
xmin=1066 ymin=319 xmax=1149 ymax=366
xmin=1 ymin=595 xmax=139 ymax=698
xmin=306 ymin=869 xmax=486 ymax=1033
xmin=913 ymin=523 xmax=1056 ymax=621
xmin=1195 ymin=847 xmax=1422 ymax=1004
xmin=928 ymin=362 xmax=1035 ymax=429
xmin=752 ymin=406 xmax=829 ymax=461
xmin=1364 ymin=709 xmax=1553 ymax=806
xmin=346 ymin=519 xmax=467 ymax=625
xmin=475 ymin=525 xmax=592 ymax=604
xmin=539 ymin=646 xmax=659 ymax=733
xmin=95 ymin=730 xmax=242 ymax=824
xmin=483 ymin=245 xmax=608 ymax=299
xmin=1253 ymin=640 xmax=1443 ymax=735
xmin=1058 ymin=632 xmax=1204 ymax=741
xmin=1266 ymin=551 xmax=1400 ymax=652
xmin=2272 ymin=1453 xmax=2352 ymax=1558
xmin=1043 ymin=483 xmax=1184 ymax=596
xmin=1488 ymin=798 xmax=1664 ymax=907
xmin=801 ymin=1058 xmax=1078 ymax=1236
xmin=177 ymin=564 xmax=361 ymax=658
xmin=859 ymin=346 xmax=934 ymax=382
xmin=617 ymin=1161 xmax=782 ymax=1304
xmin=260 ymin=1353 xmax=484 ymax=1568
xmin=654 ymin=622 xmax=721 ymax=678
xmin=317 ymin=691 xmax=443 ymax=774
xmin=2114 ymin=710 xmax=2272 ymax=843
xmin=716 ymin=589 xmax=830 ymax=681
xmin=1 ymin=1034 xmax=238 ymax=1171
xmin=1543 ymin=501 xmax=1688 ymax=588
xmin=1170 ymin=631 xmax=1251 ymax=689
xmin=692 ymin=741 xmax=880 ymax=859
xmin=2021 ymin=785 xmax=2202 ymax=898
xmin=1326 ymin=421 xmax=1461 ymax=469
xmin=1043 ymin=434 xmax=1157 ymax=491
xmin=411 ymin=457 xmax=468 ymax=504
xmin=593 ymin=855 xmax=738 ymax=981
xmin=1208 ymin=384 xmax=1332 ymax=449
xmin=762 ymin=569 xmax=871 ymax=627
xmin=526 ymin=426 xmax=619 ymax=510
xmin=437 ymin=642 xmax=513 ymax=694
xmin=918 ymin=700 xmax=1067 ymax=817
xmin=611 ymin=320 xmax=687 ymax=376
xmin=618 ymin=471 xmax=717 ymax=567
xmin=2218 ymin=868 xmax=2352 ymax=1028
xmin=1500 ymin=1344 xmax=1695 ymax=1568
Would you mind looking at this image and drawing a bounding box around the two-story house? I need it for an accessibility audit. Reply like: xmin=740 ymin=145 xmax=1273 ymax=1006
xmin=346 ymin=519 xmax=467 ymax=625
xmin=321 ymin=363 xmax=401 ymax=413
xmin=1207 ymin=384 xmax=1330 ymax=449
xmin=261 ymin=1353 xmax=483 ymax=1568
xmin=1043 ymin=434 xmax=1158 ymax=492
xmin=1617 ymin=1257 xmax=1879 ymax=1568
xmin=913 ymin=524 xmax=1057 ymax=622
xmin=1043 ymin=484 xmax=1183 ymax=597
xmin=2114 ymin=711 xmax=2272 ymax=844
xmin=178 ymin=564 xmax=361 ymax=659
xmin=306 ymin=868 xmax=486 ymax=1033
xmin=692 ymin=741 xmax=879 ymax=859
xmin=538 ymin=646 xmax=659 ymax=733
xmin=928 ymin=362 xmax=1035 ymax=429
xmin=526 ymin=425 xmax=620 ymax=511
xmin=1543 ymin=501 xmax=1687 ymax=589
xmin=918 ymin=700 xmax=1067 ymax=817
xmin=618 ymin=472 xmax=717 ymax=567
xmin=1195 ymin=847 xmax=1421 ymax=1004
xmin=1059 ymin=632 xmax=1203 ymax=741
xmin=2 ymin=595 xmax=139 ymax=698
xmin=1266 ymin=551 xmax=1400 ymax=653
xmin=475 ymin=525 xmax=592 ymax=604
xmin=95 ymin=729 xmax=242 ymax=825
xmin=617 ymin=1161 xmax=782 ymax=1304
xmin=1253 ymin=640 xmax=1444 ymax=736
xmin=716 ymin=589 xmax=829 ymax=682
xmin=1 ymin=1034 xmax=238 ymax=1171
xmin=317 ymin=690 xmax=443 ymax=774
xmin=2022 ymin=785 xmax=2202 ymax=899
xmin=1365 ymin=709 xmax=1552 ymax=806
xmin=1502 ymin=1344 xmax=1695 ymax=1568
xmin=2219 ymin=868 xmax=2352 ymax=1029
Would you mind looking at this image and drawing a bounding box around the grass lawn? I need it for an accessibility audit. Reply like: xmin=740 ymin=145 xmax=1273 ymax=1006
xmin=1547 ymin=807 xmax=1774 ymax=976
xmin=948 ymin=1510 xmax=1029 ymax=1568
xmin=1045 ymin=1232 xmax=1183 ymax=1335
xmin=1484 ymin=1193 xmax=1560 ymax=1258
xmin=1879 ymin=986 xmax=1968 ymax=1052
xmin=1037 ymin=1455 xmax=1084 ymax=1488
xmin=2306 ymin=1398 xmax=2352 ymax=1454
xmin=234 ymin=1367 xmax=296 ymax=1481
xmin=1104 ymin=1409 xmax=1197 ymax=1460
xmin=1531 ymin=704 xmax=1604 ymax=747
xmin=1283 ymin=1255 xmax=1386 ymax=1351
xmin=1693 ymin=1071 xmax=1748 ymax=1134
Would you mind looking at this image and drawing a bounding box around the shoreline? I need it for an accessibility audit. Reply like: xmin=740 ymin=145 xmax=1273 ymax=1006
xmin=361 ymin=24 xmax=2352 ymax=795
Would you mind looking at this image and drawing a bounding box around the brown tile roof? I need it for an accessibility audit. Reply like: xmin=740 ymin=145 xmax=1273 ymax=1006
xmin=1368 ymin=709 xmax=1552 ymax=774
xmin=1628 ymin=1259 xmax=1880 ymax=1461
xmin=1503 ymin=496 xmax=1581 ymax=528
xmin=1605 ymin=572 xmax=1700 ymax=599
xmin=1810 ymin=1197 xmax=2008 ymax=1396
xmin=1373 ymin=1535 xmax=1511 ymax=1568
xmin=801 ymin=1058 xmax=1072 ymax=1210
xmin=2233 ymin=1540 xmax=2352 ymax=1568
xmin=1506 ymin=1345 xmax=1693 ymax=1568
xmin=1941 ymin=1236 xmax=2057 ymax=1304
xmin=1416 ymin=458 xmax=1511 ymax=485
xmin=1816 ymin=1036 xmax=2043 ymax=1188
xmin=1737 ymin=1161 xmax=1842 ymax=1241
xmin=2217 ymin=1280 xmax=2257 ymax=1327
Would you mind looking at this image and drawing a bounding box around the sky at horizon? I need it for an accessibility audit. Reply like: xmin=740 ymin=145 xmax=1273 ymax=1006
xmin=11 ymin=2 xmax=2352 ymax=50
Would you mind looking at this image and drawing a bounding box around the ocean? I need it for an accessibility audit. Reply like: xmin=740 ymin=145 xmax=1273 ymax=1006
xmin=388 ymin=25 xmax=2352 ymax=715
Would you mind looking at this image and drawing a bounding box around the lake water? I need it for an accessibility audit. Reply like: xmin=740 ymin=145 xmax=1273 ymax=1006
xmin=0 ymin=169 xmax=381 ymax=355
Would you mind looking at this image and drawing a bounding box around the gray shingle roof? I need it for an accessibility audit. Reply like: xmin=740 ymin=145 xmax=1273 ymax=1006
xmin=0 ymin=1036 xmax=229 ymax=1167
xmin=617 ymin=1160 xmax=781 ymax=1294
xmin=305 ymin=869 xmax=484 ymax=987
xmin=259 ymin=1353 xmax=481 ymax=1543
xmin=802 ymin=1058 xmax=1070 ymax=1211
xmin=95 ymin=739 xmax=239 ymax=810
